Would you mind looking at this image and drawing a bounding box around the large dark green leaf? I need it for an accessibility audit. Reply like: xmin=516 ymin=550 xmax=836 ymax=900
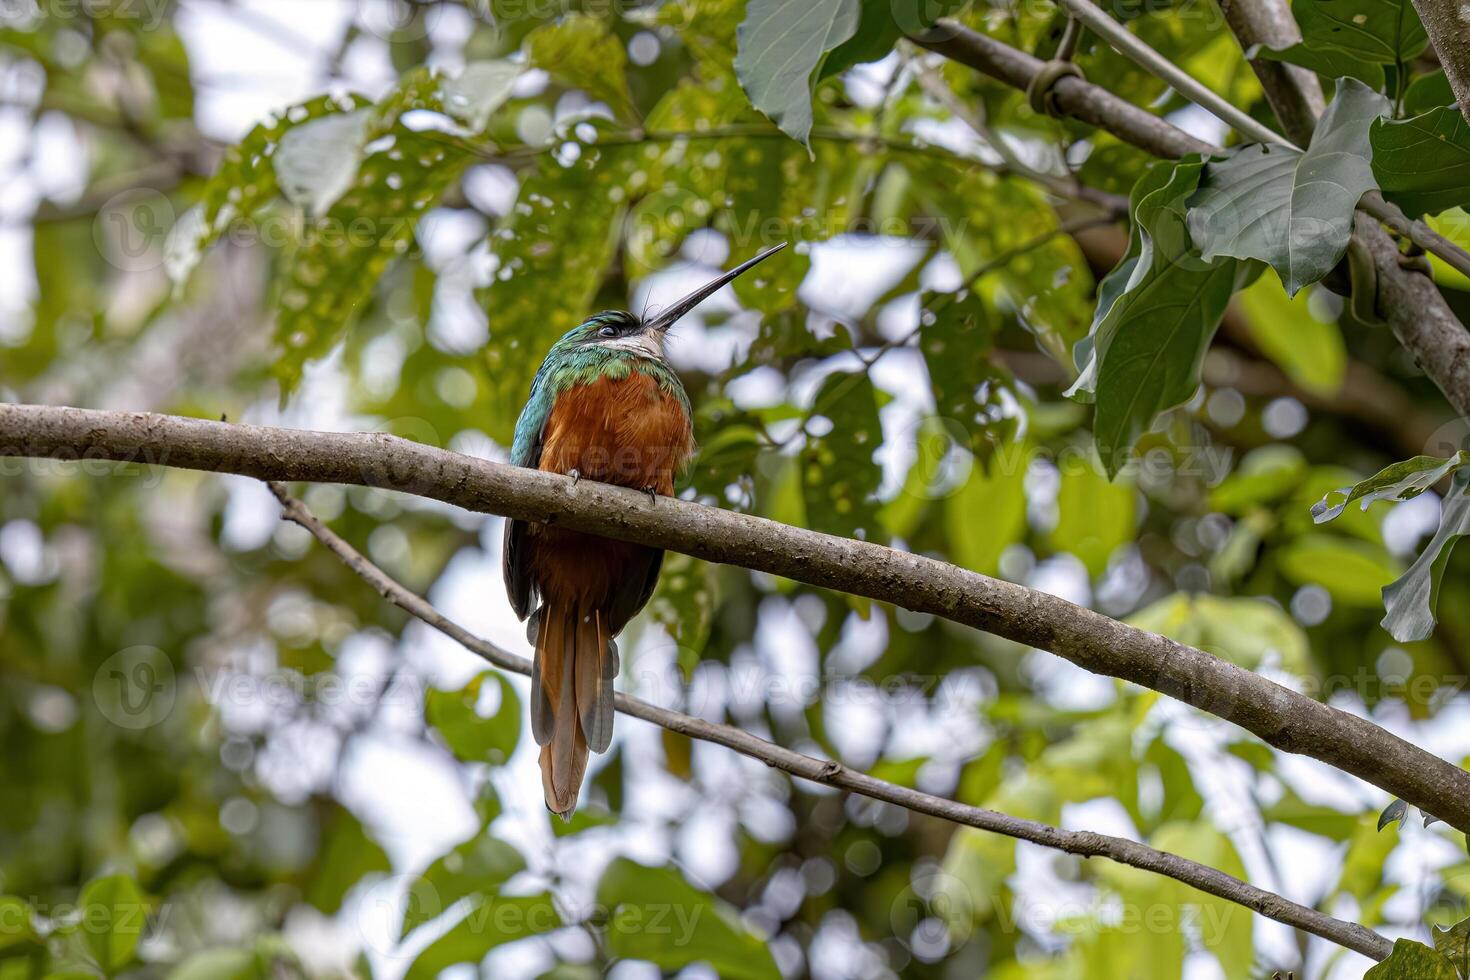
xmin=1187 ymin=79 xmax=1387 ymax=295
xmin=1290 ymin=0 xmax=1427 ymax=63
xmin=1255 ymin=43 xmax=1384 ymax=89
xmin=820 ymin=0 xmax=965 ymax=77
xmin=594 ymin=859 xmax=779 ymax=980
xmin=1364 ymin=939 xmax=1460 ymax=979
xmin=1371 ymin=107 xmax=1470 ymax=218
xmin=1071 ymin=158 xmax=1252 ymax=476
xmin=733 ymin=0 xmax=859 ymax=146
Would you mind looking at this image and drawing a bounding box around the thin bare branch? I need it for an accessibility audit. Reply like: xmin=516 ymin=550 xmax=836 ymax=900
xmin=265 ymin=481 xmax=1393 ymax=963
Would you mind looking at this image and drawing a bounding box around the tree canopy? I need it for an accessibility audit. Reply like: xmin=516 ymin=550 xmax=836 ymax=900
xmin=4 ymin=0 xmax=1470 ymax=978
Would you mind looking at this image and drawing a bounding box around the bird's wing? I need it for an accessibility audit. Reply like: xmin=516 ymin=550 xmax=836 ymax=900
xmin=503 ymin=368 xmax=555 ymax=620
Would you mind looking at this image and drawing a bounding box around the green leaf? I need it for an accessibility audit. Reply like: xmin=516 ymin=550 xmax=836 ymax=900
xmin=801 ymin=371 xmax=883 ymax=539
xmin=1371 ymin=107 xmax=1470 ymax=218
xmin=0 ymin=897 xmax=35 ymax=951
xmin=440 ymin=60 xmax=522 ymax=132
xmin=525 ymin=14 xmax=636 ymax=121
xmin=1128 ymin=594 xmax=1310 ymax=672
xmin=1291 ymin=0 xmax=1427 ymax=63
xmin=273 ymin=127 xmax=472 ymax=394
xmin=1277 ymin=533 xmax=1399 ymax=606
xmin=1265 ymin=789 xmax=1361 ymax=839
xmin=304 ymin=807 xmax=391 ymax=915
xmin=166 ymin=949 xmax=265 ymax=980
xmin=1210 ymin=445 xmax=1308 ymax=513
xmin=403 ymin=894 xmax=560 ymax=980
xmin=919 ymin=292 xmax=1019 ymax=458
xmin=820 ymin=0 xmax=964 ymax=77
xmin=400 ymin=832 xmax=526 ymax=938
xmin=1381 ymin=468 xmax=1470 ymax=641
xmin=1187 ymin=78 xmax=1388 ymax=295
xmin=1365 ymin=939 xmax=1460 ymax=980
xmin=1049 ymin=451 xmax=1136 ymax=577
xmin=945 ymin=451 xmax=1027 ymax=577
xmin=481 ymin=137 xmax=631 ymax=441
xmin=1405 ymin=70 xmax=1457 ymax=114
xmin=1070 ymin=158 xmax=1251 ymax=476
xmin=79 ymin=875 xmax=148 ymax=973
xmin=594 ymin=859 xmax=779 ymax=980
xmin=1151 ymin=822 xmax=1254 ymax=980
xmin=1255 ymin=42 xmax=1384 ymax=89
xmin=734 ymin=0 xmax=859 ymax=146
xmin=172 ymin=93 xmax=369 ymax=286
xmin=1312 ymin=451 xmax=1469 ymax=522
xmin=1234 ymin=271 xmax=1346 ymax=395
xmin=426 ymin=671 xmax=522 ymax=765
xmin=1431 ymin=917 xmax=1470 ymax=978
xmin=649 ymin=553 xmax=715 ymax=657
xmin=275 ymin=110 xmax=375 ymax=217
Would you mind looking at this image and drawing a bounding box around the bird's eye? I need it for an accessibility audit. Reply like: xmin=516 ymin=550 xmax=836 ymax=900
xmin=598 ymin=325 xmax=617 ymax=338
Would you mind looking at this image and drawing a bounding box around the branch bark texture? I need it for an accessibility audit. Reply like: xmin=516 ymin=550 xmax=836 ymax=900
xmin=3 ymin=403 xmax=1469 ymax=834
xmin=912 ymin=18 xmax=1470 ymax=422
xmin=1411 ymin=0 xmax=1470 ymax=127
xmin=265 ymin=482 xmax=1393 ymax=962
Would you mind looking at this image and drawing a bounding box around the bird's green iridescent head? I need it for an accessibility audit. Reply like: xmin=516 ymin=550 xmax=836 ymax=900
xmin=546 ymin=243 xmax=790 ymax=364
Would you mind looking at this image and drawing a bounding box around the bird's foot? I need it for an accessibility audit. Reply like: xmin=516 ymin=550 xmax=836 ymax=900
xmin=567 ymin=469 xmax=581 ymax=486
xmin=642 ymin=485 xmax=658 ymax=502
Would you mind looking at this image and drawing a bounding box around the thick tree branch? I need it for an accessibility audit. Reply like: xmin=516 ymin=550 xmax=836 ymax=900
xmin=1410 ymin=0 xmax=1470 ymax=127
xmin=264 ymin=481 xmax=1393 ymax=962
xmin=912 ymin=18 xmax=1470 ymax=420
xmin=3 ymin=403 xmax=1469 ymax=834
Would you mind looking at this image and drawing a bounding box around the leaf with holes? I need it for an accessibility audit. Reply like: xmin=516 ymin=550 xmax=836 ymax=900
xmin=734 ymin=0 xmax=859 ymax=146
xmin=1432 ymin=917 xmax=1470 ymax=978
xmin=481 ymin=137 xmax=634 ymax=442
xmin=171 ymin=93 xmax=369 ymax=286
xmin=1187 ymin=78 xmax=1388 ymax=296
xmin=650 ymin=553 xmax=715 ymax=667
xmin=1365 ymin=940 xmax=1460 ymax=980
xmin=440 ymin=60 xmax=521 ymax=133
xmin=273 ymin=128 xmax=472 ymax=395
xmin=918 ymin=290 xmax=1018 ymax=459
xmin=1070 ymin=158 xmax=1254 ymax=477
xmin=1371 ymin=106 xmax=1470 ymax=218
xmin=526 ymin=14 xmax=636 ymax=120
xmin=802 ymin=370 xmax=883 ymax=540
xmin=1311 ymin=451 xmax=1470 ymax=522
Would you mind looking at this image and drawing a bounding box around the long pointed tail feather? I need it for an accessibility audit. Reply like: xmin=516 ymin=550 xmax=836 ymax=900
xmin=534 ymin=600 xmax=616 ymax=818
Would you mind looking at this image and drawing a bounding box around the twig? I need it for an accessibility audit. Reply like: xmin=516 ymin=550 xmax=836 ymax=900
xmin=264 ymin=480 xmax=1394 ymax=963
xmin=4 ymin=403 xmax=1470 ymax=833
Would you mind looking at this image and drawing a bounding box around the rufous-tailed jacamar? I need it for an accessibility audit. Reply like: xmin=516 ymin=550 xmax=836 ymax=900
xmin=503 ymin=243 xmax=787 ymax=817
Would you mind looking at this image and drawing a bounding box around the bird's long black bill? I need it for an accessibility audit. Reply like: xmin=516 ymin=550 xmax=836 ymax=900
xmin=645 ymin=242 xmax=787 ymax=334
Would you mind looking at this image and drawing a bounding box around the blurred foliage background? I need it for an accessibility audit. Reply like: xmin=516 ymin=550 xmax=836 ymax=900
xmin=2 ymin=0 xmax=1470 ymax=978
